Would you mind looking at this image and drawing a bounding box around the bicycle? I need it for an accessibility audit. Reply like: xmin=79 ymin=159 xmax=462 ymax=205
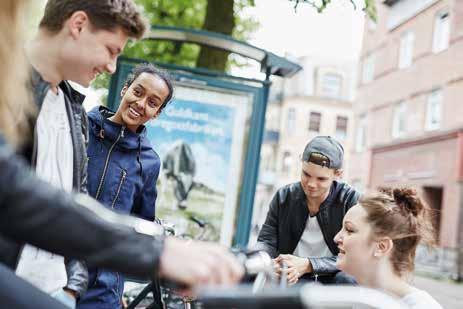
xmin=124 ymin=246 xmax=275 ymax=309
xmin=123 ymin=214 xmax=215 ymax=309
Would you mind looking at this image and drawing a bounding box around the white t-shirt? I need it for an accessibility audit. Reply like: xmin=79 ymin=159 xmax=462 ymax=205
xmin=401 ymin=287 xmax=443 ymax=309
xmin=16 ymin=88 xmax=74 ymax=293
xmin=35 ymin=88 xmax=74 ymax=192
xmin=293 ymin=216 xmax=332 ymax=258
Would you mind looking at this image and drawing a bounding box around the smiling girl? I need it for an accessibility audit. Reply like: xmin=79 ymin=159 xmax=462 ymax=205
xmin=334 ymin=188 xmax=442 ymax=309
xmin=78 ymin=63 xmax=173 ymax=309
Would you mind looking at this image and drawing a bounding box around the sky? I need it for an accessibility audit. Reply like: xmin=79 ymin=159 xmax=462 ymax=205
xmin=244 ymin=0 xmax=366 ymax=61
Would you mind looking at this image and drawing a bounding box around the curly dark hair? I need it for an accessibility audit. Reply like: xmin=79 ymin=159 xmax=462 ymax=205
xmin=124 ymin=63 xmax=174 ymax=113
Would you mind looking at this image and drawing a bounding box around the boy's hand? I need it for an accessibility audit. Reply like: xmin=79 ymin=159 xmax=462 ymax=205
xmin=159 ymin=237 xmax=244 ymax=289
xmin=274 ymin=254 xmax=312 ymax=285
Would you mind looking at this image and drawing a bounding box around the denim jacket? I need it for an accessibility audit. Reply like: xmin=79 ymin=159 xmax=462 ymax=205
xmin=77 ymin=106 xmax=160 ymax=308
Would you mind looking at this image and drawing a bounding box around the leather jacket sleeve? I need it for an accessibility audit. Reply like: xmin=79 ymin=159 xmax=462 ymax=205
xmin=309 ymin=256 xmax=338 ymax=276
xmin=64 ymin=107 xmax=90 ymax=298
xmin=0 ymin=141 xmax=164 ymax=280
xmin=256 ymin=192 xmax=280 ymax=258
xmin=79 ymin=106 xmax=89 ymax=196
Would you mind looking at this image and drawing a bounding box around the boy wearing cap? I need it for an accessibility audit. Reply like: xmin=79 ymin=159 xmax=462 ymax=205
xmin=256 ymin=136 xmax=360 ymax=285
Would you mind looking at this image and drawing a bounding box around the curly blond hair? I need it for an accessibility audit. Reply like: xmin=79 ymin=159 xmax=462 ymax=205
xmin=0 ymin=0 xmax=35 ymax=148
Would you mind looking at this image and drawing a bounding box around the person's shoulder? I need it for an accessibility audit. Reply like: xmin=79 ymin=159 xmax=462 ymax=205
xmin=276 ymin=182 xmax=302 ymax=196
xmin=145 ymin=148 xmax=161 ymax=165
xmin=59 ymin=80 xmax=86 ymax=105
xmin=86 ymin=105 xmax=106 ymax=128
xmin=402 ymin=288 xmax=443 ymax=309
xmin=333 ymin=181 xmax=361 ymax=205
xmin=273 ymin=182 xmax=304 ymax=204
xmin=140 ymin=143 xmax=161 ymax=177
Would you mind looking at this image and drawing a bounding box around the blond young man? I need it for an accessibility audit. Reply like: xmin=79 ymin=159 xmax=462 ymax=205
xmin=11 ymin=1 xmax=243 ymax=308
xmin=16 ymin=1 xmax=146 ymax=307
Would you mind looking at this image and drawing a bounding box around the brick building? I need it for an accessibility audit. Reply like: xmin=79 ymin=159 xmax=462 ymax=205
xmin=350 ymin=0 xmax=463 ymax=279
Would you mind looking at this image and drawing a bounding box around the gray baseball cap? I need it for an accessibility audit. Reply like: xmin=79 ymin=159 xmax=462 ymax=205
xmin=302 ymin=136 xmax=344 ymax=169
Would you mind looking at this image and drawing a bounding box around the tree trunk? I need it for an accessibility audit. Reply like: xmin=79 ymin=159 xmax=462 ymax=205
xmin=197 ymin=0 xmax=235 ymax=72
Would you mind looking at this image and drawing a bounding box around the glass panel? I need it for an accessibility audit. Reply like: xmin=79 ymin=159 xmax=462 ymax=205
xmin=308 ymin=111 xmax=322 ymax=132
xmin=426 ymin=90 xmax=442 ymax=130
xmin=335 ymin=116 xmax=348 ymax=140
xmin=150 ymin=82 xmax=252 ymax=246
xmin=433 ymin=11 xmax=450 ymax=53
xmin=321 ymin=73 xmax=342 ymax=98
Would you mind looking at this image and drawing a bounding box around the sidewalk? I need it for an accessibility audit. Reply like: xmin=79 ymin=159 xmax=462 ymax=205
xmin=413 ymin=275 xmax=463 ymax=309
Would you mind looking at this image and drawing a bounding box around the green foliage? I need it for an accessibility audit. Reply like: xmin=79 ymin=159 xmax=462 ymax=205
xmin=123 ymin=0 xmax=207 ymax=66
xmin=92 ymin=0 xmax=257 ymax=90
xmin=233 ymin=0 xmax=259 ymax=42
xmin=91 ymin=0 xmax=208 ymax=92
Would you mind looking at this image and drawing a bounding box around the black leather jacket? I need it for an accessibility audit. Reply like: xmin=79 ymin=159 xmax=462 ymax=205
xmin=0 ymin=136 xmax=164 ymax=283
xmin=7 ymin=68 xmax=90 ymax=296
xmin=257 ymin=181 xmax=360 ymax=277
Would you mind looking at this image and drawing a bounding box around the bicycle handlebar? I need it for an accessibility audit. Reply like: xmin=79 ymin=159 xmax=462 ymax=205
xmin=198 ymin=285 xmax=304 ymax=309
xmin=74 ymin=193 xmax=166 ymax=236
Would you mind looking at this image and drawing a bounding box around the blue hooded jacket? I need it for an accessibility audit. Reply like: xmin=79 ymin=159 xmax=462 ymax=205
xmin=77 ymin=106 xmax=160 ymax=309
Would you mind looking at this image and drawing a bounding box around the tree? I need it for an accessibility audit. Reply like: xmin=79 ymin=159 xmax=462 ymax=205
xmin=92 ymin=0 xmax=258 ymax=90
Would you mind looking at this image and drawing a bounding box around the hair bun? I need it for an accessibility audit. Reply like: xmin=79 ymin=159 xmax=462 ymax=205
xmin=392 ymin=188 xmax=422 ymax=216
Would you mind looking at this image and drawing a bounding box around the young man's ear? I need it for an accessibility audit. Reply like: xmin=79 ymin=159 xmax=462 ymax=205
xmin=120 ymin=85 xmax=128 ymax=97
xmin=334 ymin=169 xmax=344 ymax=179
xmin=374 ymin=237 xmax=393 ymax=258
xmin=67 ymin=11 xmax=89 ymax=39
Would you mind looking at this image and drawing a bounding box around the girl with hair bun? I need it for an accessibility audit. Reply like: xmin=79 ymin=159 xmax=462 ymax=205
xmin=334 ymin=187 xmax=442 ymax=309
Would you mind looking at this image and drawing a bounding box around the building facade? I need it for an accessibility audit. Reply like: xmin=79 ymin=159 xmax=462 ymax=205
xmin=350 ymin=0 xmax=463 ymax=279
xmin=250 ymin=56 xmax=356 ymax=243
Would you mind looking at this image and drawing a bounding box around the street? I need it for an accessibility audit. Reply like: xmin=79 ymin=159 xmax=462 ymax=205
xmin=414 ymin=275 xmax=463 ymax=309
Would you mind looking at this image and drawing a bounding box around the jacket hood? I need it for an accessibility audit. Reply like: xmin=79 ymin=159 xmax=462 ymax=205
xmin=88 ymin=106 xmax=153 ymax=152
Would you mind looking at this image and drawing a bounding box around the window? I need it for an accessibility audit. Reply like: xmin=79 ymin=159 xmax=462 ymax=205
xmin=433 ymin=11 xmax=450 ymax=53
xmin=308 ymin=112 xmax=322 ymax=133
xmin=286 ymin=108 xmax=295 ymax=132
xmin=335 ymin=116 xmax=348 ymax=140
xmin=399 ymin=31 xmax=414 ymax=69
xmin=265 ymin=110 xmax=280 ymax=132
xmin=362 ymin=54 xmax=375 ymax=84
xmin=426 ymin=89 xmax=442 ymax=130
xmin=282 ymin=151 xmax=293 ymax=175
xmin=355 ymin=115 xmax=367 ymax=152
xmin=321 ymin=73 xmax=342 ymax=98
xmin=392 ymin=102 xmax=407 ymax=138
xmin=387 ymin=0 xmax=437 ymax=30
xmin=261 ymin=148 xmax=276 ymax=172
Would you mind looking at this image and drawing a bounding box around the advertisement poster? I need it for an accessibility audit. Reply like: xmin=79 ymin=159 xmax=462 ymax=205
xmin=146 ymin=83 xmax=251 ymax=245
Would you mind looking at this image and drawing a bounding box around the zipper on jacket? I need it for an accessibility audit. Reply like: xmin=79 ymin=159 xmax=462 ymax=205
xmin=111 ymin=169 xmax=127 ymax=209
xmin=95 ymin=126 xmax=125 ymax=200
